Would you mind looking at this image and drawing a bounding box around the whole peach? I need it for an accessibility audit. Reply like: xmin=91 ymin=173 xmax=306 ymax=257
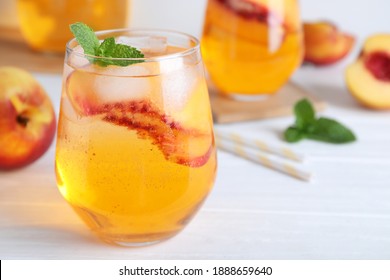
xmin=0 ymin=67 xmax=56 ymax=170
xmin=303 ymin=21 xmax=355 ymax=66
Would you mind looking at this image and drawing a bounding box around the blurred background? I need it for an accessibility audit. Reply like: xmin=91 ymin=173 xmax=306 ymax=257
xmin=1 ymin=0 xmax=389 ymax=75
xmin=1 ymin=0 xmax=389 ymax=40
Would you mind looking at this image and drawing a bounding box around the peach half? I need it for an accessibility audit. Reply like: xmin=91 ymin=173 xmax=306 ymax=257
xmin=303 ymin=21 xmax=355 ymax=65
xmin=346 ymin=34 xmax=390 ymax=109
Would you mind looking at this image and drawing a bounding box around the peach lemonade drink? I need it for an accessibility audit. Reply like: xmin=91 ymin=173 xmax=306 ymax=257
xmin=202 ymin=0 xmax=303 ymax=95
xmin=55 ymin=25 xmax=217 ymax=245
xmin=17 ymin=0 xmax=129 ymax=53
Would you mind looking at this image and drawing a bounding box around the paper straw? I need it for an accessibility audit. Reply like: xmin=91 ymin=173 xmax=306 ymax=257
xmin=215 ymin=135 xmax=312 ymax=182
xmin=215 ymin=130 xmax=305 ymax=162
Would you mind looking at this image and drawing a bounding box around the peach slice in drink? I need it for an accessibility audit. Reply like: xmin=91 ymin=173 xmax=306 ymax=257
xmin=66 ymin=62 xmax=213 ymax=167
xmin=65 ymin=62 xmax=164 ymax=115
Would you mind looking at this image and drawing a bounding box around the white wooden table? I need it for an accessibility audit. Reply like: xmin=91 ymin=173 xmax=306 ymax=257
xmin=1 ymin=51 xmax=390 ymax=259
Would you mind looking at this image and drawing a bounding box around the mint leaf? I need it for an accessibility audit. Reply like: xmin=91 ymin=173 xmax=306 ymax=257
xmin=111 ymin=44 xmax=144 ymax=60
xmin=95 ymin=37 xmax=116 ymax=66
xmin=284 ymin=99 xmax=357 ymax=144
xmin=70 ymin=22 xmax=100 ymax=56
xmin=294 ymin=99 xmax=316 ymax=129
xmin=69 ymin=22 xmax=144 ymax=67
xmin=284 ymin=127 xmax=305 ymax=143
xmin=96 ymin=42 xmax=144 ymax=67
xmin=306 ymin=117 xmax=357 ymax=143
xmin=97 ymin=37 xmax=116 ymax=57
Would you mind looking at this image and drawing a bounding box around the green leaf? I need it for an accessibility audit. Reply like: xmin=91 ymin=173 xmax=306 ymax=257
xmin=284 ymin=99 xmax=357 ymax=145
xmin=284 ymin=127 xmax=305 ymax=143
xmin=294 ymin=99 xmax=316 ymax=129
xmin=95 ymin=41 xmax=145 ymax=67
xmin=69 ymin=22 xmax=144 ymax=67
xmin=97 ymin=37 xmax=116 ymax=57
xmin=69 ymin=22 xmax=100 ymax=56
xmin=95 ymin=37 xmax=116 ymax=67
xmin=108 ymin=43 xmax=144 ymax=66
xmin=305 ymin=117 xmax=357 ymax=143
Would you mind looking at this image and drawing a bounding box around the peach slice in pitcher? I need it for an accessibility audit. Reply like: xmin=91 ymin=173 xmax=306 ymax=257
xmin=207 ymin=0 xmax=287 ymax=46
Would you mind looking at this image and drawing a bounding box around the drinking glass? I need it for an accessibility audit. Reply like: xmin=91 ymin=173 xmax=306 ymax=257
xmin=17 ymin=0 xmax=130 ymax=53
xmin=201 ymin=0 xmax=303 ymax=97
xmin=55 ymin=29 xmax=217 ymax=246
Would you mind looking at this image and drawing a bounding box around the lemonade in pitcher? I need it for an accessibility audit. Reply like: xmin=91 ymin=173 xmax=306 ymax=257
xmin=18 ymin=0 xmax=129 ymax=53
xmin=201 ymin=0 xmax=303 ymax=96
xmin=55 ymin=27 xmax=217 ymax=245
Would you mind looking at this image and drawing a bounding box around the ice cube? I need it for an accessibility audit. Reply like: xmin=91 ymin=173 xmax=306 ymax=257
xmin=91 ymin=64 xmax=155 ymax=103
xmin=117 ymin=36 xmax=167 ymax=55
xmin=144 ymin=36 xmax=168 ymax=54
xmin=94 ymin=62 xmax=154 ymax=77
xmin=68 ymin=45 xmax=89 ymax=69
xmin=268 ymin=18 xmax=285 ymax=53
xmin=65 ymin=62 xmax=159 ymax=108
xmin=160 ymin=60 xmax=199 ymax=113
xmin=65 ymin=63 xmax=161 ymax=118
xmin=159 ymin=57 xmax=184 ymax=73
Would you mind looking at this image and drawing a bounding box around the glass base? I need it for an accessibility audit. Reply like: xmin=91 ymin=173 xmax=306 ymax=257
xmin=97 ymin=231 xmax=180 ymax=247
xmin=70 ymin=205 xmax=185 ymax=247
xmin=226 ymin=92 xmax=273 ymax=102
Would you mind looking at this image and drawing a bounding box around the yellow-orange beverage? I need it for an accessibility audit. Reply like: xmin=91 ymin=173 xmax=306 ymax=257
xmin=202 ymin=0 xmax=303 ymax=95
xmin=17 ymin=0 xmax=129 ymax=53
xmin=55 ymin=30 xmax=217 ymax=245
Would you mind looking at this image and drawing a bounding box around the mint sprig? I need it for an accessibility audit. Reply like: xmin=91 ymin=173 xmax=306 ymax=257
xmin=69 ymin=22 xmax=100 ymax=56
xmin=284 ymin=99 xmax=356 ymax=144
xmin=69 ymin=22 xmax=144 ymax=67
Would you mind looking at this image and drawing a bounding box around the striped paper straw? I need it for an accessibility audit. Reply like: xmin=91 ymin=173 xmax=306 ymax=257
xmin=215 ymin=135 xmax=312 ymax=182
xmin=215 ymin=130 xmax=305 ymax=162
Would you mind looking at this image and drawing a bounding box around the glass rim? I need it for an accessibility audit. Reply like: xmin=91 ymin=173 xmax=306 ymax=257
xmin=66 ymin=28 xmax=200 ymax=62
